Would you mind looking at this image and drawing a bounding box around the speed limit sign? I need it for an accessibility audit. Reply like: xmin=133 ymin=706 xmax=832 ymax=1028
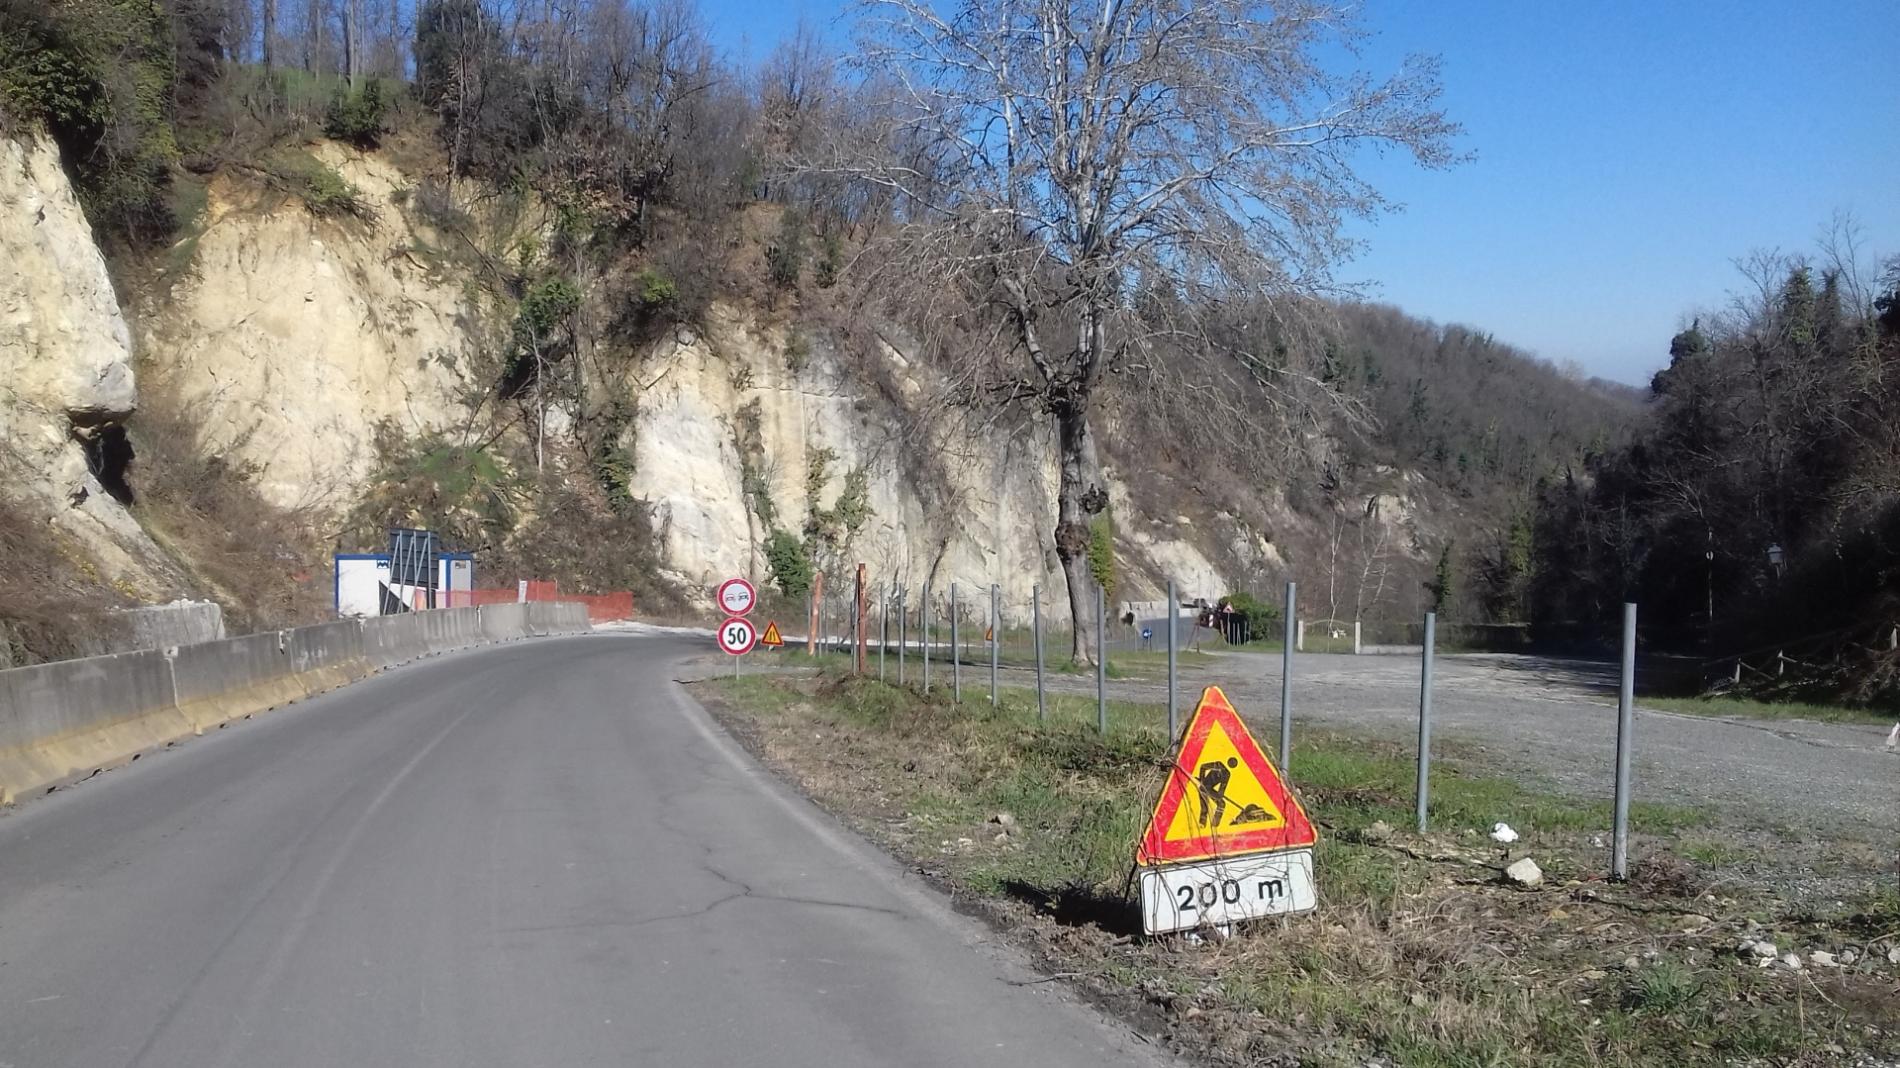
xmin=717 ymin=616 xmax=758 ymax=656
xmin=716 ymin=577 xmax=757 ymax=616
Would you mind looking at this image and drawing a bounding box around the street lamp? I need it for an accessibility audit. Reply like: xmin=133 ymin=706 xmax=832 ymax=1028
xmin=1766 ymin=543 xmax=1785 ymax=578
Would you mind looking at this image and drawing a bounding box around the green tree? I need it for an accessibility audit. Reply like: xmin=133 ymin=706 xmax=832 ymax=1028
xmin=1427 ymin=542 xmax=1455 ymax=613
xmin=764 ymin=529 xmax=813 ymax=597
xmin=1217 ymin=591 xmax=1279 ymax=634
xmin=765 ymin=209 xmax=805 ymax=290
xmin=1086 ymin=511 xmax=1114 ymax=596
xmin=323 ymin=79 xmax=390 ymax=147
xmin=0 ymin=0 xmax=180 ymax=239
xmin=513 ymin=277 xmax=582 ymax=353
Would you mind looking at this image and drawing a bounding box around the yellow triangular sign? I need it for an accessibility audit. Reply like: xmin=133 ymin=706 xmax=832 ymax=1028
xmin=759 ymin=620 xmax=784 ymax=647
xmin=1137 ymin=686 xmax=1316 ymax=866
xmin=984 ymin=625 xmax=994 ymax=641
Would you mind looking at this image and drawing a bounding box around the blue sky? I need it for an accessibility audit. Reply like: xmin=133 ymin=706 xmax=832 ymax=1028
xmin=697 ymin=0 xmax=1899 ymax=385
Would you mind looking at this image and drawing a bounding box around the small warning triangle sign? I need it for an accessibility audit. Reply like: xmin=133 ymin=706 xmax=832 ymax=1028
xmin=759 ymin=620 xmax=784 ymax=648
xmin=1137 ymin=686 xmax=1316 ymax=866
xmin=984 ymin=625 xmax=994 ymax=642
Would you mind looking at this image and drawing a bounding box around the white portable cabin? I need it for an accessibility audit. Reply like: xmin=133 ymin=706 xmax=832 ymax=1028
xmin=333 ymin=552 xmax=475 ymax=617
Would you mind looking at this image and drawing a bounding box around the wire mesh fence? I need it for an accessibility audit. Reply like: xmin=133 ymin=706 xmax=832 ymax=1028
xmin=643 ymin=563 xmax=1886 ymax=891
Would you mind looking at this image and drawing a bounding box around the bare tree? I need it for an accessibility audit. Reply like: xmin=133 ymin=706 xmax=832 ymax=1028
xmin=840 ymin=0 xmax=1459 ymax=660
xmin=344 ymin=0 xmax=362 ymax=87
xmin=262 ymin=0 xmax=277 ymax=70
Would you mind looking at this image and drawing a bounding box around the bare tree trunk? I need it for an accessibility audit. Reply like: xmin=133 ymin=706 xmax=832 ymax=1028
xmin=303 ymin=0 xmax=320 ymax=73
xmin=386 ymin=0 xmax=402 ymax=76
xmin=344 ymin=0 xmax=361 ymax=89
xmin=1053 ymin=401 xmax=1105 ymax=663
xmin=262 ymin=0 xmax=276 ymax=71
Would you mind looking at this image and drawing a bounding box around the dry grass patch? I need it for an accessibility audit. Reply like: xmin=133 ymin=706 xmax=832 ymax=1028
xmin=699 ymin=670 xmax=1900 ymax=1067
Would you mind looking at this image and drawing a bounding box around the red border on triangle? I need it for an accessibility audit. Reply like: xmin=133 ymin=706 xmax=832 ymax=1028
xmin=1137 ymin=686 xmax=1317 ymax=865
xmin=760 ymin=620 xmax=784 ymax=647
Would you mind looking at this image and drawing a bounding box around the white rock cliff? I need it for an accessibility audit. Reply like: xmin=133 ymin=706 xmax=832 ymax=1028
xmin=0 ymin=131 xmax=175 ymax=595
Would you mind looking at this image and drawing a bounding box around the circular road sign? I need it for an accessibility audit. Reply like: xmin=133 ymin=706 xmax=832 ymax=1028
xmin=716 ymin=577 xmax=758 ymax=616
xmin=717 ymin=616 xmax=758 ymax=656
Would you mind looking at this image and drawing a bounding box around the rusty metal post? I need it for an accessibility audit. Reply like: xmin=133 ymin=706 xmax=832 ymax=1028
xmin=808 ymin=571 xmax=824 ymax=656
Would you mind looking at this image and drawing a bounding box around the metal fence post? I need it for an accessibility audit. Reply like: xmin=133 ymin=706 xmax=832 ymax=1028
xmin=1612 ymin=602 xmax=1637 ymax=880
xmin=1166 ymin=580 xmax=1178 ymax=738
xmin=1280 ymin=581 xmax=1296 ymax=769
xmin=989 ymin=583 xmax=1000 ymax=707
xmin=1096 ymin=582 xmax=1108 ymax=736
xmin=897 ymin=587 xmax=906 ymax=686
xmin=922 ymin=583 xmax=932 ymax=693
xmin=1033 ymin=584 xmax=1046 ymax=724
xmin=951 ymin=582 xmax=961 ymax=704
xmin=855 ymin=563 xmax=866 ymax=675
xmin=879 ymin=584 xmax=888 ymax=681
xmin=1416 ymin=612 xmax=1436 ymax=833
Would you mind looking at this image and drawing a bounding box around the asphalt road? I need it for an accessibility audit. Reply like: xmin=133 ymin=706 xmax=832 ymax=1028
xmin=0 ymin=634 xmax=1167 ymax=1068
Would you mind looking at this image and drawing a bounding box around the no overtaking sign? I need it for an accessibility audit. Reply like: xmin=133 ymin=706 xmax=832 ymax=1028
xmin=717 ymin=577 xmax=757 ymax=616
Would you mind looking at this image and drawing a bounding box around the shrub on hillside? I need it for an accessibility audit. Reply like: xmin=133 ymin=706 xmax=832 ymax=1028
xmin=765 ymin=209 xmax=804 ymax=291
xmin=765 ymin=529 xmax=814 ymax=598
xmin=300 ymin=163 xmax=368 ymax=218
xmin=0 ymin=0 xmax=179 ymax=240
xmin=1217 ymin=591 xmax=1280 ymax=630
xmin=634 ymin=268 xmax=677 ymax=311
xmin=322 ymin=79 xmax=390 ymax=147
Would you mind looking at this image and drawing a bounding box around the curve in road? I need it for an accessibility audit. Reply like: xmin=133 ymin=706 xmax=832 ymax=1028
xmin=0 ymin=633 xmax=1167 ymax=1067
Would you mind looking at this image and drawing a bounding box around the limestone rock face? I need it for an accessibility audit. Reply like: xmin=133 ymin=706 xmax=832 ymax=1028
xmin=86 ymin=142 xmax=1263 ymax=619
xmin=627 ymin=308 xmax=1070 ymax=619
xmin=0 ymin=131 xmax=173 ymax=597
xmin=0 ymin=132 xmax=137 ymax=423
xmin=140 ymin=145 xmax=472 ymax=513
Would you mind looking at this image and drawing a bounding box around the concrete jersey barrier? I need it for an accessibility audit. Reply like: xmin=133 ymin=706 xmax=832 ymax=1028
xmin=0 ymin=604 xmax=593 ymax=803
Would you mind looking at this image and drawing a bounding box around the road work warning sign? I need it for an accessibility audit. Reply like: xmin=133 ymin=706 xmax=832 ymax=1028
xmin=1137 ymin=686 xmax=1317 ymax=934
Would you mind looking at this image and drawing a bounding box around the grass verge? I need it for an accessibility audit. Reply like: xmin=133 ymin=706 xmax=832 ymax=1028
xmin=1644 ymin=693 xmax=1894 ymax=726
xmin=699 ymin=670 xmax=1899 ymax=1068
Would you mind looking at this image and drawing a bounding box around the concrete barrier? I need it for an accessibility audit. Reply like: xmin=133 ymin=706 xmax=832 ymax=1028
xmin=478 ymin=603 xmax=530 ymax=643
xmin=170 ymin=631 xmax=307 ymax=732
xmin=0 ymin=605 xmax=593 ymax=803
xmin=526 ymin=601 xmax=591 ymax=636
xmin=285 ymin=619 xmax=371 ymax=693
xmin=117 ymin=601 xmax=225 ymax=652
xmin=0 ymin=650 xmax=190 ymax=803
xmin=363 ymin=612 xmax=428 ymax=671
xmin=422 ymin=607 xmax=484 ymax=656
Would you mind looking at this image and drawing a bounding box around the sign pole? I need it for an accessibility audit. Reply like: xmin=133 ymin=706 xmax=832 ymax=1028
xmin=1416 ymin=611 xmax=1436 ymax=833
xmin=855 ymin=563 xmax=866 ymax=676
xmin=1032 ymin=584 xmax=1046 ymax=724
xmin=989 ymin=583 xmax=1000 ymax=707
xmin=1280 ymin=581 xmax=1296 ymax=771
xmin=1096 ymin=582 xmax=1108 ymax=736
xmin=1166 ymin=580 xmax=1178 ymax=738
xmin=1612 ymin=602 xmax=1637 ymax=880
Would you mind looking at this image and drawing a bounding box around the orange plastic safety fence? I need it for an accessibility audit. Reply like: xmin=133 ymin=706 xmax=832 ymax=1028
xmin=438 ymin=584 xmax=633 ymax=621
